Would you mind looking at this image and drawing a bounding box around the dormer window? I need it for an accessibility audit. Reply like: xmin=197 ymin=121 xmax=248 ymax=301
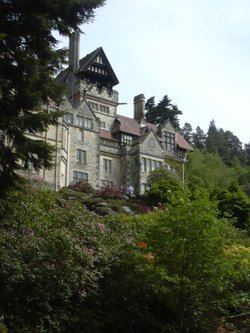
xmin=177 ymin=147 xmax=186 ymax=158
xmin=164 ymin=131 xmax=175 ymax=151
xmin=121 ymin=133 xmax=133 ymax=144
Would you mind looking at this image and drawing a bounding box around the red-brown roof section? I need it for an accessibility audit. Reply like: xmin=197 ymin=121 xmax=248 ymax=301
xmin=100 ymin=129 xmax=118 ymax=141
xmin=176 ymin=133 xmax=194 ymax=151
xmin=112 ymin=115 xmax=141 ymax=136
xmin=112 ymin=115 xmax=193 ymax=151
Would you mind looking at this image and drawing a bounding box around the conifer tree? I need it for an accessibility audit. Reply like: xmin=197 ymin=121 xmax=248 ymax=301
xmin=145 ymin=95 xmax=182 ymax=129
xmin=0 ymin=0 xmax=105 ymax=196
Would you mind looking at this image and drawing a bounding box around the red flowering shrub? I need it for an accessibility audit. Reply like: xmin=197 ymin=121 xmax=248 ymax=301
xmin=96 ymin=185 xmax=124 ymax=199
xmin=138 ymin=240 xmax=148 ymax=248
xmin=137 ymin=203 xmax=151 ymax=214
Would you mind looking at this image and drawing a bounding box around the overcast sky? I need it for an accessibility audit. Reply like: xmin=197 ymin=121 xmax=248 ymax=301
xmin=57 ymin=0 xmax=250 ymax=144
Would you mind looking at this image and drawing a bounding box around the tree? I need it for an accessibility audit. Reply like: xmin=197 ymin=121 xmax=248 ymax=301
xmin=188 ymin=150 xmax=233 ymax=188
xmin=212 ymin=181 xmax=250 ymax=232
xmin=147 ymin=166 xmax=180 ymax=187
xmin=244 ymin=142 xmax=250 ymax=166
xmin=180 ymin=122 xmax=193 ymax=143
xmin=145 ymin=95 xmax=182 ymax=129
xmin=206 ymin=119 xmax=219 ymax=153
xmin=0 ymin=0 xmax=105 ymax=196
xmin=192 ymin=126 xmax=206 ymax=150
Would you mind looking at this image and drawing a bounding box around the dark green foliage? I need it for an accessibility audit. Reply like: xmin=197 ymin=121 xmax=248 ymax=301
xmin=180 ymin=122 xmax=193 ymax=142
xmin=212 ymin=182 xmax=250 ymax=232
xmin=244 ymin=142 xmax=250 ymax=166
xmin=145 ymin=95 xmax=182 ymax=129
xmin=0 ymin=183 xmax=130 ymax=332
xmin=0 ymin=180 xmax=250 ymax=332
xmin=192 ymin=126 xmax=206 ymax=150
xmin=0 ymin=0 xmax=105 ymax=196
xmin=206 ymin=120 xmax=243 ymax=166
xmin=148 ymin=178 xmax=186 ymax=206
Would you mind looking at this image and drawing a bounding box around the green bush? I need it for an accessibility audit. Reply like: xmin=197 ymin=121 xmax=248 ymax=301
xmin=148 ymin=178 xmax=186 ymax=206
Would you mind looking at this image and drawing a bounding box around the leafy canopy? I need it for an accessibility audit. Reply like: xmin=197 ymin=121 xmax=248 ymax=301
xmin=0 ymin=0 xmax=105 ymax=196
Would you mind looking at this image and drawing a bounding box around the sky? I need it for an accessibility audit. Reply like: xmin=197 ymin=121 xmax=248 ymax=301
xmin=57 ymin=0 xmax=250 ymax=144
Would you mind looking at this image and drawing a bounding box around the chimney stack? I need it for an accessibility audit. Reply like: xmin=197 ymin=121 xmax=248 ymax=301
xmin=69 ymin=29 xmax=81 ymax=71
xmin=133 ymin=94 xmax=145 ymax=121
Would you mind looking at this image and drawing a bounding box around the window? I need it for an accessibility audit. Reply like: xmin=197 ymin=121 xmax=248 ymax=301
xmin=76 ymin=115 xmax=84 ymax=127
xmin=147 ymin=159 xmax=152 ymax=172
xmin=157 ymin=161 xmax=162 ymax=168
xmin=84 ymin=117 xmax=93 ymax=129
xmin=103 ymin=158 xmax=112 ymax=173
xmin=100 ymin=104 xmax=110 ymax=114
xmin=177 ymin=147 xmax=186 ymax=158
xmin=76 ymin=149 xmax=86 ymax=164
xmin=100 ymin=121 xmax=105 ymax=128
xmin=89 ymin=102 xmax=99 ymax=111
xmin=73 ymin=171 xmax=88 ymax=184
xmin=141 ymin=158 xmax=162 ymax=173
xmin=122 ymin=134 xmax=133 ymax=144
xmin=96 ymin=56 xmax=103 ymax=64
xmin=78 ymin=129 xmax=84 ymax=141
xmin=142 ymin=158 xmax=147 ymax=172
xmin=76 ymin=116 xmax=93 ymax=129
xmin=164 ymin=131 xmax=175 ymax=151
xmin=63 ymin=113 xmax=73 ymax=125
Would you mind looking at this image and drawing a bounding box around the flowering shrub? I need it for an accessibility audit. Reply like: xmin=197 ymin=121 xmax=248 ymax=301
xmin=96 ymin=185 xmax=124 ymax=199
xmin=68 ymin=180 xmax=95 ymax=193
xmin=138 ymin=240 xmax=148 ymax=248
xmin=137 ymin=203 xmax=151 ymax=214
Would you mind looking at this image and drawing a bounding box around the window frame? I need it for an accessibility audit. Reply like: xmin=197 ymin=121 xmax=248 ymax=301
xmin=164 ymin=131 xmax=175 ymax=151
xmin=73 ymin=171 xmax=88 ymax=184
xmin=103 ymin=158 xmax=112 ymax=174
xmin=76 ymin=149 xmax=86 ymax=164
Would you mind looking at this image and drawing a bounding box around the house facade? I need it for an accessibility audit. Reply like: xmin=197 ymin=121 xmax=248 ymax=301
xmin=29 ymin=33 xmax=193 ymax=194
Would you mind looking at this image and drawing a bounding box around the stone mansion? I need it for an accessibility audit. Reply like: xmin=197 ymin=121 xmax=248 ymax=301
xmin=30 ymin=32 xmax=193 ymax=195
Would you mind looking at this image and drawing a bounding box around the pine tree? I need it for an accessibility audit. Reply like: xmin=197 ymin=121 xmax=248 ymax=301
xmin=180 ymin=122 xmax=193 ymax=142
xmin=0 ymin=0 xmax=105 ymax=196
xmin=145 ymin=95 xmax=182 ymax=129
xmin=192 ymin=126 xmax=206 ymax=150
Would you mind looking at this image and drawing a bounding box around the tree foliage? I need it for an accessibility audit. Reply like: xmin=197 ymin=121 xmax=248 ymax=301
xmin=0 ymin=181 xmax=132 ymax=332
xmin=0 ymin=0 xmax=105 ymax=196
xmin=147 ymin=166 xmax=180 ymax=187
xmin=145 ymin=95 xmax=182 ymax=129
xmin=188 ymin=149 xmax=233 ymax=189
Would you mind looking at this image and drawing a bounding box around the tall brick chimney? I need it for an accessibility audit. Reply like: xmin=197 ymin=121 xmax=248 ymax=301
xmin=133 ymin=94 xmax=145 ymax=122
xmin=69 ymin=29 xmax=81 ymax=71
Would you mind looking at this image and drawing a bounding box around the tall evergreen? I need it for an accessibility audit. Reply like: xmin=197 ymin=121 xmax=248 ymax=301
xmin=192 ymin=126 xmax=206 ymax=150
xmin=180 ymin=122 xmax=193 ymax=142
xmin=145 ymin=95 xmax=182 ymax=129
xmin=0 ymin=0 xmax=105 ymax=196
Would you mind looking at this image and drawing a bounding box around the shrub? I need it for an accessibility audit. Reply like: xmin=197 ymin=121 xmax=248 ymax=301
xmin=148 ymin=178 xmax=186 ymax=206
xmin=68 ymin=180 xmax=95 ymax=193
xmin=96 ymin=185 xmax=124 ymax=199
